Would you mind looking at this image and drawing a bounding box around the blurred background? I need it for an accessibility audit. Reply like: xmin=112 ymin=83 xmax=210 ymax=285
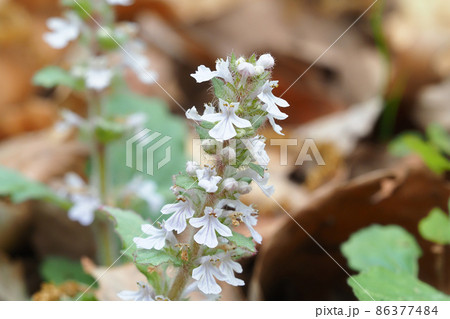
xmin=0 ymin=0 xmax=449 ymax=300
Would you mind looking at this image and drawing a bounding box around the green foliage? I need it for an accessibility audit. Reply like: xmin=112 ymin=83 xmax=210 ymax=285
xmin=419 ymin=205 xmax=450 ymax=245
xmin=341 ymin=224 xmax=421 ymax=276
xmin=175 ymin=173 xmax=200 ymax=191
xmin=0 ymin=166 xmax=69 ymax=208
xmin=40 ymin=256 xmax=97 ymax=287
xmin=105 ymin=207 xmax=176 ymax=267
xmin=94 ymin=118 xmax=125 ymax=144
xmin=104 ymin=92 xmax=187 ymax=219
xmin=248 ymin=163 xmax=265 ymax=178
xmin=349 ymin=267 xmax=450 ymax=301
xmin=105 ymin=92 xmax=186 ymax=190
xmin=135 ymin=249 xmax=175 ymax=267
xmin=427 ymin=124 xmax=450 ymax=156
xmin=33 ymin=66 xmax=83 ymax=91
xmin=342 ymin=224 xmax=450 ymax=301
xmin=196 ymin=125 xmax=212 ymax=140
xmin=389 ymin=126 xmax=450 ymax=175
xmin=228 ymin=231 xmax=256 ymax=253
xmin=211 ymin=78 xmax=226 ymax=100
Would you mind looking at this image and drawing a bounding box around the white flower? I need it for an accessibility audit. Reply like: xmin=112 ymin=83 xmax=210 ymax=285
xmin=185 ymin=104 xmax=215 ymax=122
xmin=123 ymin=41 xmax=158 ymax=84
xmin=125 ymin=113 xmax=147 ymax=132
xmin=256 ymin=53 xmax=275 ymax=69
xmin=124 ymin=176 xmax=164 ymax=211
xmin=218 ymin=199 xmax=262 ymax=244
xmin=237 ymin=62 xmax=256 ymax=77
xmin=236 ymin=169 xmax=274 ymax=197
xmin=237 ymin=181 xmax=252 ymax=194
xmin=243 ymin=136 xmax=269 ymax=167
xmin=222 ymin=177 xmax=238 ymax=192
xmin=221 ymin=146 xmax=236 ymax=163
xmin=84 ymin=58 xmax=114 ymax=91
xmin=214 ymin=58 xmax=233 ymax=83
xmin=218 ymin=252 xmax=244 ymax=286
xmin=196 ymin=166 xmax=222 ymax=193
xmin=192 ymin=256 xmax=226 ymax=295
xmin=68 ymin=194 xmax=100 ymax=226
xmin=117 ymin=282 xmax=155 ymax=301
xmin=61 ymin=173 xmax=100 ymax=226
xmin=258 ymin=80 xmax=289 ymax=135
xmin=106 ymin=0 xmax=134 ymax=6
xmin=54 ymin=109 xmax=84 ymax=133
xmin=133 ymin=223 xmax=176 ymax=250
xmin=191 ymin=58 xmax=233 ymax=83
xmin=254 ymin=65 xmax=265 ymax=75
xmin=161 ymin=198 xmax=195 ymax=234
xmin=190 ymin=207 xmax=232 ymax=248
xmin=43 ymin=13 xmax=80 ymax=49
xmin=186 ymin=161 xmax=200 ymax=176
xmin=235 ymin=57 xmax=246 ymax=65
xmin=202 ymin=99 xmax=252 ymax=141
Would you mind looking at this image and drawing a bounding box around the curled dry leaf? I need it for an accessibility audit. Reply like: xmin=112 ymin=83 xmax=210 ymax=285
xmin=249 ymin=159 xmax=450 ymax=300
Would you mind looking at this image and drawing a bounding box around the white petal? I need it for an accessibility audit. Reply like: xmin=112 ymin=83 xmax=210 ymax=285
xmin=106 ymin=0 xmax=134 ymax=6
xmin=85 ymin=68 xmax=113 ymax=91
xmin=256 ymin=54 xmax=275 ymax=69
xmin=211 ymin=218 xmax=232 ymax=237
xmin=208 ymin=117 xmax=236 ymax=141
xmin=191 ymin=65 xmax=216 ymax=83
xmin=230 ymin=114 xmax=252 ymax=128
xmin=186 ymin=106 xmax=202 ymax=121
xmin=117 ymin=290 xmax=140 ymax=300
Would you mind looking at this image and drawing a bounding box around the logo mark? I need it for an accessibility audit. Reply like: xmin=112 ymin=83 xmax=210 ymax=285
xmin=126 ymin=129 xmax=172 ymax=175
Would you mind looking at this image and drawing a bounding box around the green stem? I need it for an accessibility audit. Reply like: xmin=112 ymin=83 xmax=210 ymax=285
xmin=167 ymin=241 xmax=200 ymax=300
xmin=434 ymin=244 xmax=446 ymax=292
xmin=88 ymin=91 xmax=117 ymax=266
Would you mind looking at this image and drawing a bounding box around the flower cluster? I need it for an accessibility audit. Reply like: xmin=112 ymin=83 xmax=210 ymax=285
xmin=43 ymin=0 xmax=157 ymax=91
xmin=123 ymin=53 xmax=289 ymax=300
xmin=42 ymin=0 xmax=163 ymax=229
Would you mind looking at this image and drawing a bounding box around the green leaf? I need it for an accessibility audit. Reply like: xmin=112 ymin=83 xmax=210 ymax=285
xmin=211 ymin=77 xmax=226 ymax=99
xmin=33 ymin=66 xmax=82 ymax=90
xmin=248 ymin=162 xmax=265 ymax=178
xmin=389 ymin=133 xmax=450 ymax=174
xmin=135 ymin=249 xmax=173 ymax=267
xmin=175 ymin=173 xmax=199 ymax=190
xmin=349 ymin=267 xmax=450 ymax=301
xmin=341 ymin=224 xmax=422 ymax=276
xmin=419 ymin=207 xmax=450 ymax=245
xmin=40 ymin=256 xmax=97 ymax=287
xmin=228 ymin=231 xmax=256 ymax=253
xmin=94 ymin=118 xmax=125 ymax=143
xmin=105 ymin=92 xmax=187 ymax=194
xmin=105 ymin=207 xmax=175 ymax=267
xmin=0 ymin=166 xmax=69 ymax=207
xmin=105 ymin=207 xmax=144 ymax=254
xmin=195 ymin=125 xmax=211 ymax=140
xmin=426 ymin=124 xmax=450 ymax=156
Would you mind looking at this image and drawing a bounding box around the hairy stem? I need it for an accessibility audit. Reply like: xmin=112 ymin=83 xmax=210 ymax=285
xmin=88 ymin=91 xmax=117 ymax=265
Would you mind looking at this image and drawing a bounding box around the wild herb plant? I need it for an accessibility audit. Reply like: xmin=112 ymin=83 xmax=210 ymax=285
xmin=108 ymin=53 xmax=290 ymax=300
xmin=31 ymin=0 xmax=185 ymax=266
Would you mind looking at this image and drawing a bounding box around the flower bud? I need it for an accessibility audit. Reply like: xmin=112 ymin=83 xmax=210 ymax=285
xmin=255 ymin=65 xmax=265 ymax=75
xmin=221 ymin=146 xmax=236 ymax=164
xmin=256 ymin=53 xmax=274 ymax=69
xmin=237 ymin=62 xmax=256 ymax=77
xmin=202 ymin=139 xmax=219 ymax=154
xmin=186 ymin=161 xmax=199 ymax=176
xmin=237 ymin=181 xmax=252 ymax=194
xmin=223 ymin=178 xmax=238 ymax=192
xmin=235 ymin=57 xmax=246 ymax=66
